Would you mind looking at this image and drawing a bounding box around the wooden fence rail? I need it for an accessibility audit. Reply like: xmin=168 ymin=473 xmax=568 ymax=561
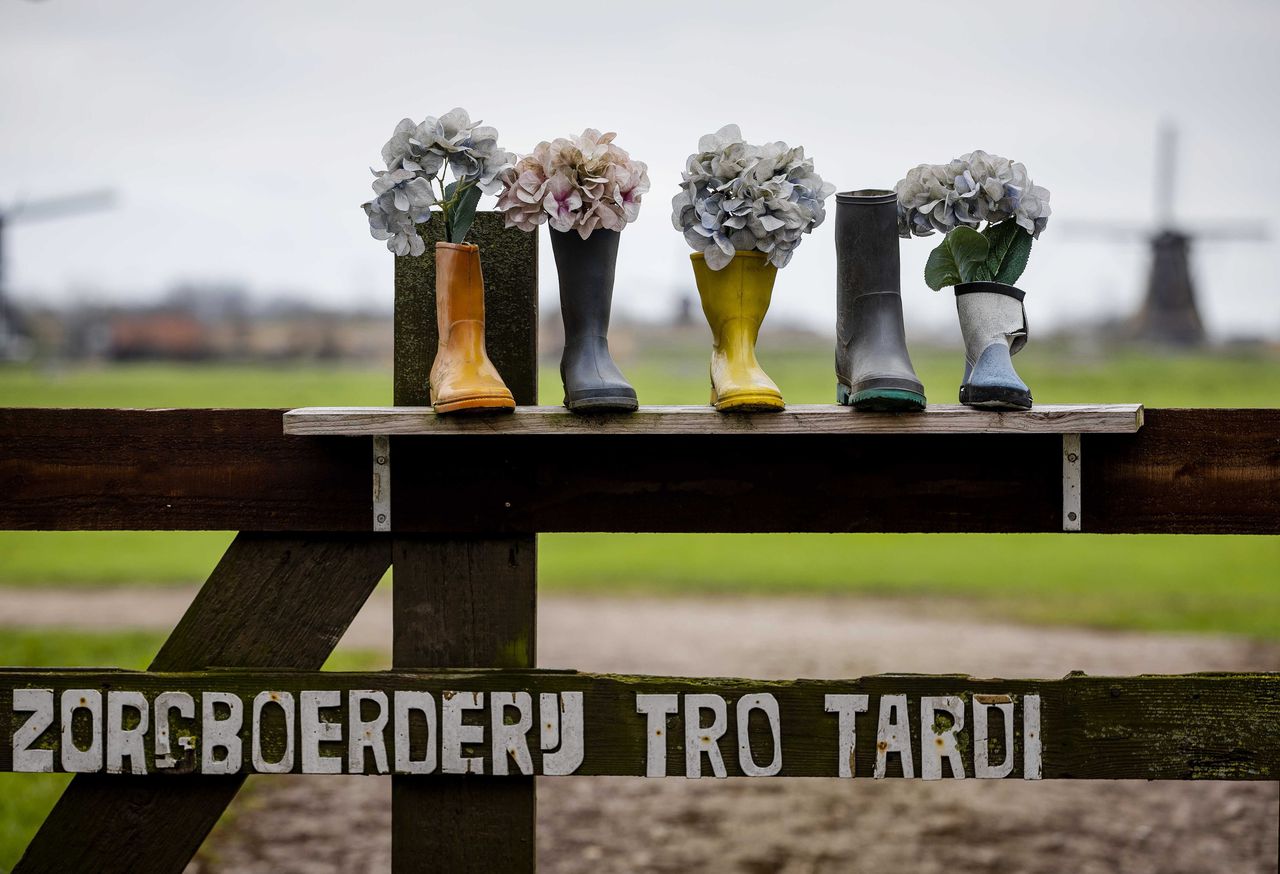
xmin=4 ymin=669 xmax=1277 ymax=781
xmin=1 ymin=406 xmax=1277 ymax=534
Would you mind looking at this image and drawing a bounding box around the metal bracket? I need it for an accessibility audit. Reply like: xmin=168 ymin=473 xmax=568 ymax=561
xmin=373 ymin=435 xmax=390 ymax=532
xmin=1062 ymin=433 xmax=1081 ymax=532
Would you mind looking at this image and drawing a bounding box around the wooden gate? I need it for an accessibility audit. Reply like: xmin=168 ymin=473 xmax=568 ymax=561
xmin=1 ymin=214 xmax=1277 ymax=872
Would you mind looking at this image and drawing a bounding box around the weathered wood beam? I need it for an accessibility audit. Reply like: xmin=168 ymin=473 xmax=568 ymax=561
xmin=4 ymin=669 xmax=1276 ymax=781
xmin=0 ymin=408 xmax=1276 ymax=534
xmin=283 ymin=403 xmax=1146 ymax=436
xmin=10 ymin=534 xmax=391 ymax=874
xmin=392 ymin=213 xmax=538 ymax=874
xmin=391 ymin=538 xmax=537 ymax=872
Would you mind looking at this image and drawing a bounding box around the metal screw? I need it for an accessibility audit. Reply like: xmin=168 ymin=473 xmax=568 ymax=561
xmin=376 ymin=455 xmax=387 ymax=465
xmin=1067 ymin=511 xmax=1078 ymax=522
xmin=376 ymin=513 xmax=387 ymax=523
xmin=1067 ymin=453 xmax=1078 ymax=463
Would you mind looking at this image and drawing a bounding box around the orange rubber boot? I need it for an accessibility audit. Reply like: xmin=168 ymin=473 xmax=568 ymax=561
xmin=428 ymin=242 xmax=516 ymax=414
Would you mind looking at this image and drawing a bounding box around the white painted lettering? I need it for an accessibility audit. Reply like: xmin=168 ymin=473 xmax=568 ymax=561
xmin=393 ymin=691 xmax=437 ymax=775
xmin=874 ymin=694 xmax=913 ymax=779
xmin=11 ymin=689 xmax=54 ymax=773
xmin=61 ymin=689 xmax=103 ymax=773
xmin=300 ymin=690 xmax=342 ymax=774
xmin=154 ymin=691 xmax=195 ymax=769
xmin=824 ymin=694 xmax=869 ymax=778
xmin=106 ymin=691 xmax=149 ymax=775
xmin=635 ymin=693 xmax=678 ymax=778
xmin=973 ymin=694 xmax=1015 ymax=779
xmin=736 ymin=693 xmax=782 ymax=777
xmin=490 ymin=691 xmax=533 ymax=776
xmin=201 ymin=692 xmax=243 ymax=774
xmin=920 ymin=696 xmax=966 ymax=780
xmin=251 ymin=691 xmax=295 ymax=774
xmin=541 ymin=692 xmax=584 ymax=776
xmin=348 ymin=690 xmax=389 ymax=774
xmin=684 ymin=693 xmax=728 ymax=779
xmin=1023 ymin=694 xmax=1042 ymax=779
xmin=441 ymin=691 xmax=484 ymax=774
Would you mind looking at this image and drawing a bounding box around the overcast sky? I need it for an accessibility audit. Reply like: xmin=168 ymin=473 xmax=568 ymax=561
xmin=3 ymin=0 xmax=1278 ymax=339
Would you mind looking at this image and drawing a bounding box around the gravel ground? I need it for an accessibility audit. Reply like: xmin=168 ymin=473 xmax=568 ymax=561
xmin=2 ymin=588 xmax=1276 ymax=873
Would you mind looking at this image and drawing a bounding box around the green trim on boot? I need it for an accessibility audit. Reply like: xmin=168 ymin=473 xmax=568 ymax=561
xmin=839 ymin=383 xmax=927 ymax=412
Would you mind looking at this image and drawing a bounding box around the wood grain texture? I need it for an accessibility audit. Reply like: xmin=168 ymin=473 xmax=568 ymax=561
xmin=392 ymin=213 xmax=538 ymax=873
xmin=392 ymin=537 xmax=537 ymax=873
xmin=1084 ymin=408 xmax=1280 ymax=534
xmin=0 ymin=407 xmax=370 ymax=531
xmin=4 ymin=669 xmax=1276 ymax=780
xmin=393 ymin=211 xmax=537 ymax=407
xmin=1 ymin=408 xmax=1276 ymax=534
xmin=11 ymin=534 xmax=391 ymax=874
xmin=285 ymin=404 xmax=1146 ymax=436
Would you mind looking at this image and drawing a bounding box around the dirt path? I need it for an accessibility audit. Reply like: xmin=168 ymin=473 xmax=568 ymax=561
xmin=2 ymin=587 xmax=1276 ymax=873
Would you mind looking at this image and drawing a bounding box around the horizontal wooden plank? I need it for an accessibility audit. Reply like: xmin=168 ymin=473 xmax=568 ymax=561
xmin=2 ymin=669 xmax=1275 ymax=780
xmin=0 ymin=408 xmax=370 ymax=531
xmin=1 ymin=408 xmax=1275 ymax=533
xmin=284 ymin=404 xmax=1145 ymax=436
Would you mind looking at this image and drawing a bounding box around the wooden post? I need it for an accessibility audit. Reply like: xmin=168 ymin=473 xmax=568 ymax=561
xmin=392 ymin=212 xmax=539 ymax=872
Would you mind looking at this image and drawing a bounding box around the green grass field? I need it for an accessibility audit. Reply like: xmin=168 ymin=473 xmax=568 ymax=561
xmin=0 ymin=344 xmax=1277 ymax=639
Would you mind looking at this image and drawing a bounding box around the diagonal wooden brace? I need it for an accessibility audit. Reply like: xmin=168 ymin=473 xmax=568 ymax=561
xmin=13 ymin=533 xmax=391 ymax=874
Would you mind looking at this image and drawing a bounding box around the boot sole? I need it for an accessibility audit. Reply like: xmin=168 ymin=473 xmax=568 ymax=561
xmin=839 ymin=384 xmax=927 ymax=412
xmin=959 ymin=385 xmax=1032 ymax=411
xmin=432 ymin=393 xmax=516 ymax=415
xmin=565 ymin=396 xmax=639 ymax=413
xmin=713 ymin=391 xmax=785 ymax=413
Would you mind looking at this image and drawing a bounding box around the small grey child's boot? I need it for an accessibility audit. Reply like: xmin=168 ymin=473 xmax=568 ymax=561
xmin=550 ymin=228 xmax=638 ymax=412
xmin=955 ymin=281 xmax=1031 ymax=410
xmin=835 ymin=190 xmax=926 ymax=411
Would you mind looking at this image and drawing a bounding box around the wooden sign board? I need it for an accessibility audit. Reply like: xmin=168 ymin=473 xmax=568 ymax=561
xmin=4 ymin=669 xmax=1276 ymax=780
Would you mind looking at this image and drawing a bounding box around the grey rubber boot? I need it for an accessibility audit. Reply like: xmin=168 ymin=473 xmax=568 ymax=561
xmin=549 ymin=228 xmax=639 ymax=412
xmin=835 ymin=190 xmax=926 ymax=411
xmin=955 ymin=282 xmax=1031 ymax=410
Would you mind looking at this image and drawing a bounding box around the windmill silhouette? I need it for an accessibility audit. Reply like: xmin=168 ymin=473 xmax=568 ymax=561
xmin=0 ymin=189 xmax=115 ymax=359
xmin=1067 ymin=123 xmax=1267 ymax=346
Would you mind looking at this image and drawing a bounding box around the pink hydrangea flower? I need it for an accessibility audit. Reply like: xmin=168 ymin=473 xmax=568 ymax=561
xmin=498 ymin=129 xmax=649 ymax=239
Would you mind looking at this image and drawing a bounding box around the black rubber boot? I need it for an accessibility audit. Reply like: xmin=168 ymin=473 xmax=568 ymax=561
xmin=550 ymin=228 xmax=639 ymax=412
xmin=835 ymin=190 xmax=926 ymax=411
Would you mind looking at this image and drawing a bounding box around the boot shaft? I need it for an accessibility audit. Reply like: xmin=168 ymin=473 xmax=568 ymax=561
xmin=434 ymin=242 xmax=486 ymax=335
xmin=835 ymin=190 xmax=900 ymax=345
xmin=955 ymin=282 xmax=1028 ymax=371
xmin=550 ymin=229 xmax=619 ymax=341
xmin=691 ymin=251 xmax=776 ymax=349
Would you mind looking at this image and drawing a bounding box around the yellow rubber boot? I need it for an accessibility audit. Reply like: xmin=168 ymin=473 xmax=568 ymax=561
xmin=692 ymin=251 xmax=785 ymax=412
xmin=428 ymin=242 xmax=516 ymax=414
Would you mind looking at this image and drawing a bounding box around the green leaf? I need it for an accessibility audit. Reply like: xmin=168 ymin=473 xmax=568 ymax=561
xmin=947 ymin=227 xmax=990 ymax=284
xmin=981 ymin=220 xmax=1017 ymax=276
xmin=448 ymin=184 xmax=483 ymax=244
xmin=924 ymin=242 xmax=960 ymax=291
xmin=924 ymin=227 xmax=994 ymax=290
xmin=993 ymin=224 xmax=1033 ymax=285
